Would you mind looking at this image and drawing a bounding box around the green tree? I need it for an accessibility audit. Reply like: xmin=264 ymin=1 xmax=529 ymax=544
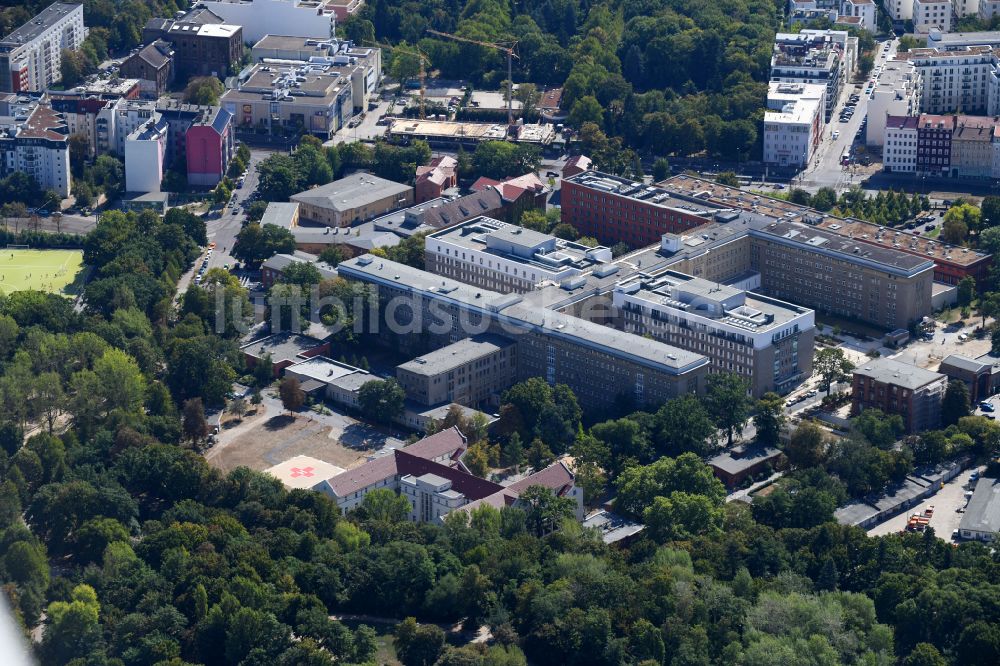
xmin=359 ymin=487 xmax=411 ymax=523
xmin=903 ymin=643 xmax=947 ymax=666
xmin=501 ymin=432 xmax=525 ymax=468
xmin=705 ymin=373 xmax=752 ymax=446
xmin=527 ymin=437 xmax=555 ymax=470
xmin=394 ymin=617 xmax=444 ymax=666
xmin=784 ymin=421 xmax=827 ymax=468
xmin=943 ymin=203 xmax=980 ymax=245
xmin=643 ymin=491 xmax=723 ymax=542
xmin=654 ymin=393 xmax=716 ymax=457
xmin=754 ymin=391 xmax=786 ymax=447
xmin=182 ymin=398 xmax=209 ymax=443
xmin=42 ymin=584 xmax=102 ymax=665
xmin=278 ymin=376 xmax=306 ymax=413
xmin=357 ymin=378 xmax=405 ymax=424
xmin=942 ymin=379 xmax=971 ymax=426
xmin=472 ymin=141 xmax=541 ymax=180
xmin=568 ymin=95 xmax=604 ymax=128
xmin=652 ymin=158 xmax=671 ymax=182
xmin=614 ymin=453 xmax=725 ymax=519
xmin=957 ymin=275 xmax=976 ymax=307
xmin=814 ymin=347 xmax=854 ymax=395
xmin=184 ymin=77 xmax=224 ymax=105
xmin=318 ymin=245 xmax=350 ymax=266
xmin=518 ymin=484 xmax=576 ymax=536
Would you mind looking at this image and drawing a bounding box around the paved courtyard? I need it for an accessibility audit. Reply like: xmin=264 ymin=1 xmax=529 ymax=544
xmin=867 ymin=466 xmax=982 ymax=540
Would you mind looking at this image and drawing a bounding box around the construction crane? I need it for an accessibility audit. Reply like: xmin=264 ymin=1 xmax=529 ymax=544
xmin=426 ymin=29 xmax=519 ymax=128
xmin=366 ymin=39 xmax=429 ymax=119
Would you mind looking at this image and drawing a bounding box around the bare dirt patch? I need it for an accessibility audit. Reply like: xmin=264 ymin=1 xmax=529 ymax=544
xmin=208 ymin=414 xmax=369 ymax=474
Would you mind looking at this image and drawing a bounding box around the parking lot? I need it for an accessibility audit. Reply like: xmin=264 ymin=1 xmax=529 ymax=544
xmin=868 ymin=467 xmax=983 ymax=540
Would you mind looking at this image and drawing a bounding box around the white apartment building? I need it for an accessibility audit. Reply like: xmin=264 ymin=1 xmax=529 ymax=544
xmin=981 ymin=0 xmax=1000 ymax=18
xmin=113 ymin=100 xmax=158 ymax=156
xmin=842 ymin=0 xmax=877 ymax=32
xmin=954 ymin=0 xmax=980 ymax=15
xmin=48 ymin=96 xmax=120 ymax=158
xmin=425 ymin=217 xmax=613 ymax=294
xmin=0 ymin=104 xmax=70 ymax=197
xmin=993 ymin=131 xmax=1000 ymax=176
xmin=897 ymin=46 xmax=1000 ymax=115
xmin=197 ymin=0 xmax=338 ymax=43
xmin=913 ymin=0 xmax=953 ymax=33
xmin=763 ymin=81 xmax=825 ymax=168
xmin=883 ymin=115 xmax=920 ymax=172
xmin=0 ymin=3 xmax=86 ymax=93
xmin=867 ymin=60 xmax=922 ymax=147
xmin=124 ymin=119 xmax=168 ymax=193
xmin=888 ymin=0 xmax=914 ymax=20
xmin=771 ymin=30 xmax=857 ymax=120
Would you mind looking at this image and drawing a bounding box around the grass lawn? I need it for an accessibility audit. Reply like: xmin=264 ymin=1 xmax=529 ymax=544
xmin=0 ymin=249 xmax=85 ymax=296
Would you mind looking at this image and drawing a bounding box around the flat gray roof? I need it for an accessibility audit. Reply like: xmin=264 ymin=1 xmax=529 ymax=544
xmin=755 ymin=219 xmax=933 ymax=275
xmin=338 ymin=255 xmax=709 ymax=375
xmin=254 ymin=34 xmax=324 ymax=50
xmin=286 ymin=355 xmax=365 ymax=383
xmin=489 ymin=225 xmax=552 ymax=248
xmin=261 ymin=252 xmax=338 ymax=280
xmin=0 ymin=3 xmax=79 ymax=48
xmin=581 ymin=510 xmax=645 ymax=544
xmin=430 ymin=216 xmax=609 ymax=273
xmin=940 ymin=354 xmax=993 ymax=374
xmin=261 ymin=202 xmax=298 ymax=229
xmin=708 ymin=445 xmax=782 ymax=475
xmin=291 ymin=173 xmax=412 ymax=213
xmin=398 ymin=334 xmax=513 ymax=376
xmin=854 ymin=357 xmax=945 ymax=390
xmin=329 ymin=372 xmax=376 ymax=392
xmin=960 ymin=477 xmax=1000 ymax=535
xmin=240 ymin=332 xmax=326 ymax=363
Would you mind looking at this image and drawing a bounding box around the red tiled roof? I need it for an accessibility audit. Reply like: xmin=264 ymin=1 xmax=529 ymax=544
xmin=471 ymin=176 xmax=501 ymax=192
xmin=403 ymin=426 xmax=467 ymax=461
xmin=428 ymin=155 xmax=457 ymax=169
xmin=461 ymin=461 xmax=576 ymax=514
xmin=395 ymin=450 xmax=503 ymax=500
xmin=317 ymin=427 xmax=468 ymax=498
xmin=18 ymin=105 xmax=67 ymax=141
xmin=508 ymin=460 xmax=575 ymax=495
xmin=319 ymin=453 xmax=398 ymax=497
xmin=501 ymin=172 xmax=546 ymax=193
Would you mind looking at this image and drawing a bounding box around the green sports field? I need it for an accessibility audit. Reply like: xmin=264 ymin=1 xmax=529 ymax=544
xmin=0 ymin=249 xmax=85 ymax=296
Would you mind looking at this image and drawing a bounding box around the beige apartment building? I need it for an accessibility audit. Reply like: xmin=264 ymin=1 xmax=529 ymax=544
xmin=396 ymin=334 xmax=517 ymax=408
xmin=612 ymin=271 xmax=815 ymax=397
xmin=951 ymin=116 xmax=996 ymax=178
xmin=425 ymin=217 xmax=613 ymax=294
xmin=336 ymin=255 xmax=711 ymax=410
xmin=291 ymin=173 xmax=414 ymax=227
xmin=747 ymin=221 xmax=934 ymax=330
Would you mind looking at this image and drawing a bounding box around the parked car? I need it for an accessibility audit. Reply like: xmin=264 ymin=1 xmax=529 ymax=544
xmin=977 ymin=400 xmax=992 ymax=411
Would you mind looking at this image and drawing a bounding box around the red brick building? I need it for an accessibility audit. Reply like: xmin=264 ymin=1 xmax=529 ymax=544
xmin=560 ymin=171 xmax=715 ymax=247
xmin=415 ymin=155 xmax=457 ymax=203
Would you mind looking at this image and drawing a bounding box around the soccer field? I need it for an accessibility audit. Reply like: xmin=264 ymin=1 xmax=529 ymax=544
xmin=0 ymin=249 xmax=85 ymax=295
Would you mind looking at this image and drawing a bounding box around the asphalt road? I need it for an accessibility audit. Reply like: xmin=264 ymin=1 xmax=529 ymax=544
xmin=177 ymin=149 xmax=270 ymax=295
xmin=800 ymin=37 xmax=899 ymax=190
